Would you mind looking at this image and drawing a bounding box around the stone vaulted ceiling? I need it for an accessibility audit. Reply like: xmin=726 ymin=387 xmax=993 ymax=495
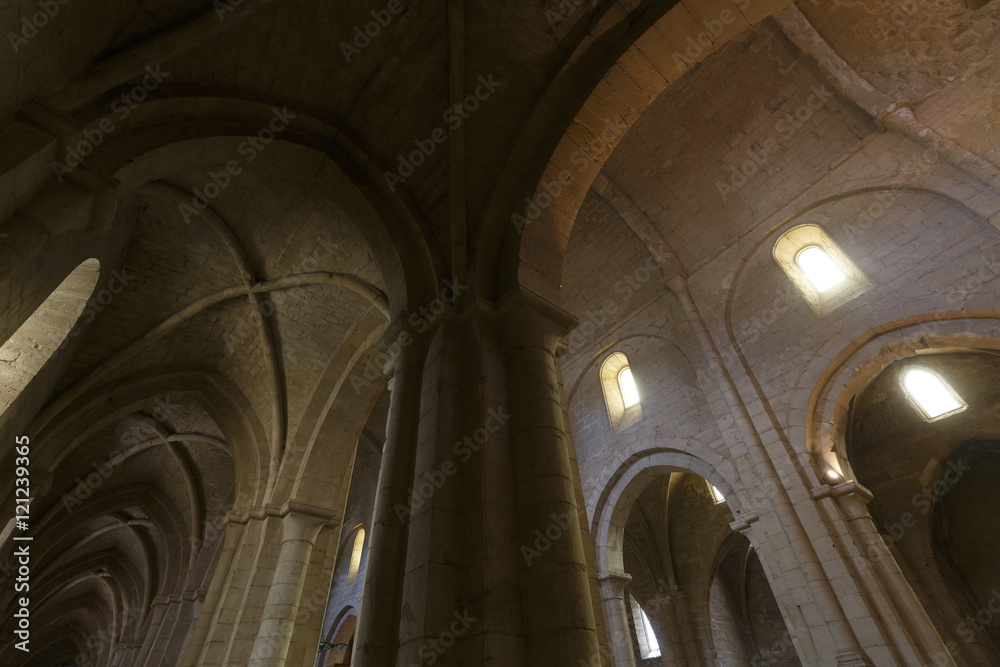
xmin=0 ymin=0 xmax=998 ymax=664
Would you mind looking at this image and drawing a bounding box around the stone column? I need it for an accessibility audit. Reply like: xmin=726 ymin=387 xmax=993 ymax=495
xmin=110 ymin=643 xmax=124 ymax=667
xmin=818 ymin=481 xmax=960 ymax=667
xmin=393 ymin=319 xmax=481 ymax=665
xmin=144 ymin=594 xmax=185 ymax=664
xmin=645 ymin=587 xmax=690 ymax=666
xmin=161 ymin=589 xmax=206 ymax=664
xmin=135 ymin=598 xmax=168 ymax=664
xmin=598 ymin=572 xmax=637 ymax=667
xmin=353 ymin=332 xmax=424 ymax=666
xmin=667 ymin=591 xmax=701 ymax=666
xmin=501 ymin=293 xmax=601 ymax=665
xmin=667 ymin=275 xmax=873 ymax=666
xmin=248 ymin=509 xmax=329 ymax=667
xmin=182 ymin=520 xmax=245 ymax=667
xmin=355 ymin=296 xmax=601 ymax=666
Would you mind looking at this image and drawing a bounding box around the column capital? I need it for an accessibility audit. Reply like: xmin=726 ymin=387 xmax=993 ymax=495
xmin=729 ymin=511 xmax=759 ymax=535
xmin=275 ymin=498 xmax=340 ymax=520
xmin=496 ymin=287 xmax=578 ymax=353
xmin=598 ymin=571 xmax=638 ymax=667
xmin=377 ymin=312 xmax=431 ymax=376
xmin=812 ymin=481 xmax=875 ymax=522
xmin=231 ymin=500 xmax=337 ymax=542
xmin=597 ymin=571 xmax=632 ymax=600
xmin=282 ymin=514 xmax=327 ymax=543
xmin=811 ymin=480 xmax=873 ymax=503
xmin=272 ymin=501 xmax=337 ymax=543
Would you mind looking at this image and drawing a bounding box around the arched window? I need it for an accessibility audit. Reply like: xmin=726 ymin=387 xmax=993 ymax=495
xmin=600 ymin=352 xmax=642 ymax=434
xmin=773 ymin=225 xmax=870 ymax=316
xmin=346 ymin=527 xmax=365 ymax=586
xmin=902 ymin=368 xmax=966 ymax=421
xmin=628 ymin=596 xmax=661 ymax=659
xmin=0 ymin=258 xmax=100 ymax=415
xmin=795 ymin=246 xmax=846 ymax=293
xmin=618 ymin=367 xmax=640 ymax=408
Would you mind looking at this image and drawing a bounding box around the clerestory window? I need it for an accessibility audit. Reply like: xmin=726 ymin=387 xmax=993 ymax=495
xmin=347 ymin=527 xmax=365 ymax=586
xmin=601 ymin=353 xmax=642 ymax=434
xmin=619 ymin=367 xmax=640 ymax=408
xmin=773 ymin=224 xmax=871 ymax=316
xmin=796 ymin=246 xmax=846 ymax=293
xmin=901 ymin=368 xmax=966 ymax=421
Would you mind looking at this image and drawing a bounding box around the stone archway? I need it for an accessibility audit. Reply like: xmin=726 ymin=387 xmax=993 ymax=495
xmin=807 ymin=326 xmax=1000 ymax=666
xmin=593 ymin=449 xmax=745 ymax=577
xmin=845 ymin=350 xmax=1000 ymax=666
xmin=319 ymin=609 xmax=357 ymax=667
xmin=809 ymin=325 xmax=1000 ymax=478
xmin=477 ymin=0 xmax=796 ymax=305
xmin=591 ymin=446 xmax=750 ymax=666
xmin=707 ymin=532 xmax=801 ymax=666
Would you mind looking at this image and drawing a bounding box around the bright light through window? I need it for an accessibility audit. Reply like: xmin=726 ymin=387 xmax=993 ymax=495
xmin=902 ymin=368 xmax=966 ymax=420
xmin=619 ymin=367 xmax=639 ymax=408
xmin=632 ymin=602 xmax=661 ymax=659
xmin=709 ymin=484 xmax=725 ymax=504
xmin=796 ymin=246 xmax=846 ymax=293
xmin=347 ymin=528 xmax=365 ymax=585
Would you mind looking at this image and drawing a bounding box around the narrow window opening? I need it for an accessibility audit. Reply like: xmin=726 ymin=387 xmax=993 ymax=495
xmin=619 ymin=367 xmax=640 ymax=408
xmin=796 ymin=246 xmax=846 ymax=293
xmin=347 ymin=528 xmax=365 ymax=585
xmin=709 ymin=484 xmax=726 ymax=504
xmin=601 ymin=352 xmax=643 ymax=433
xmin=902 ymin=368 xmax=966 ymax=421
xmin=629 ymin=597 xmax=661 ymax=659
xmin=773 ymin=225 xmax=871 ymax=317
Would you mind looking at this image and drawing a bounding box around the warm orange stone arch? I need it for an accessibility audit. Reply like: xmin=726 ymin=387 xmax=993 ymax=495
xmin=806 ymin=320 xmax=1000 ymax=477
xmin=509 ymin=0 xmax=794 ymax=305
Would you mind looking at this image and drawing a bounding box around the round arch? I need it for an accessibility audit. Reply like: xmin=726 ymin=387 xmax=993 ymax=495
xmin=591 ymin=445 xmax=747 ymax=577
xmin=807 ymin=323 xmax=1000 ymax=479
xmin=320 ymin=606 xmax=358 ymax=667
xmin=473 ymin=0 xmax=795 ymax=305
xmin=818 ymin=338 xmax=1000 ymax=665
xmin=717 ymin=184 xmax=1000 ymax=479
